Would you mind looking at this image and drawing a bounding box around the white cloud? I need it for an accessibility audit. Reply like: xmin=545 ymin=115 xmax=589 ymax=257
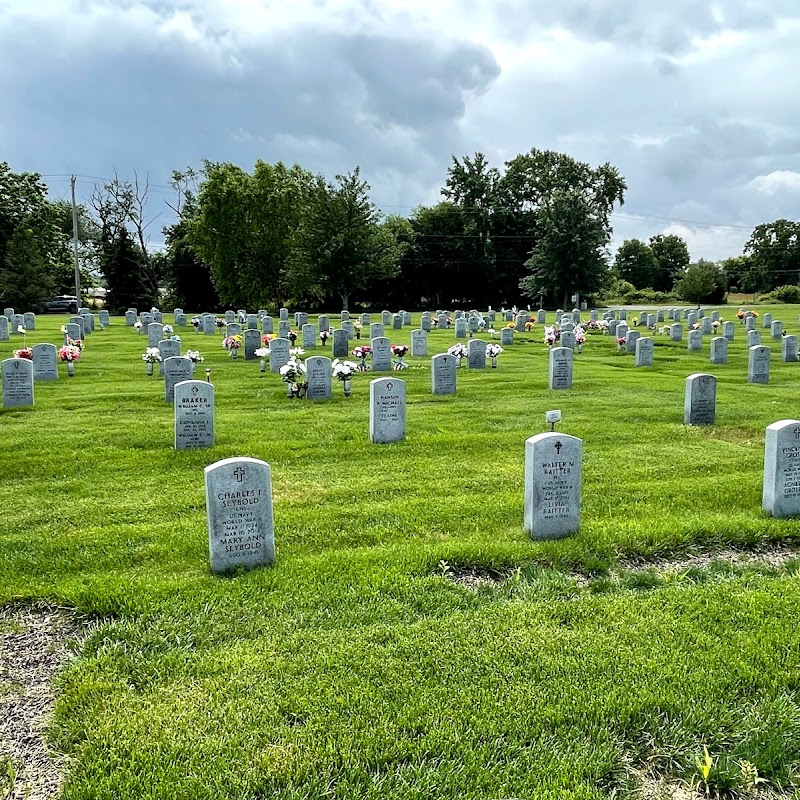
xmin=746 ymin=171 xmax=800 ymax=195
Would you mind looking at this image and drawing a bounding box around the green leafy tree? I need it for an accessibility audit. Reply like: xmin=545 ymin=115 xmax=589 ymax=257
xmin=614 ymin=239 xmax=658 ymax=288
xmin=288 ymin=168 xmax=400 ymax=310
xmin=519 ymin=189 xmax=610 ymax=307
xmin=189 ymin=160 xmax=313 ymax=308
xmin=743 ymin=219 xmax=800 ymax=292
xmin=720 ymin=255 xmax=756 ymax=295
xmin=101 ymin=228 xmax=153 ymax=313
xmin=675 ymin=259 xmax=727 ymax=305
xmin=649 ymin=234 xmax=690 ymax=292
xmin=0 ymin=226 xmax=54 ymax=311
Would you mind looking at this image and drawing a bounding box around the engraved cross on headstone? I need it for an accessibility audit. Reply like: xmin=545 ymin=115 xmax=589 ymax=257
xmin=555 ymin=441 xmax=563 ymax=454
xmin=234 ymin=467 xmax=245 ymax=482
xmin=794 ymin=427 xmax=800 ymax=440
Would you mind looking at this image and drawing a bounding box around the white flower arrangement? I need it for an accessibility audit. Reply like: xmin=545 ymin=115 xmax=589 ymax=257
xmin=141 ymin=347 xmax=162 ymax=363
xmin=255 ymin=347 xmax=270 ymax=359
xmin=485 ymin=344 xmax=504 ymax=358
xmin=186 ymin=350 xmax=204 ymax=363
xmin=163 ymin=324 xmax=174 ymax=335
xmin=280 ymin=357 xmax=307 ymax=384
xmin=331 ymin=359 xmax=357 ymax=381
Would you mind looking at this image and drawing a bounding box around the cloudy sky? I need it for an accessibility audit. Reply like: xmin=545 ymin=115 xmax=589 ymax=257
xmin=2 ymin=0 xmax=799 ymax=260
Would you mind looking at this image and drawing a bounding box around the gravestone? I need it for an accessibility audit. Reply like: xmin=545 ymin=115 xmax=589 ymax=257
xmin=152 ymin=311 xmax=163 ymax=324
xmin=763 ymin=313 xmax=772 ymax=329
xmin=332 ymin=330 xmax=349 ymax=359
xmin=411 ymin=330 xmax=427 ymax=358
xmin=23 ymin=312 xmax=35 ymax=330
xmin=572 ymin=309 xmax=581 ymax=323
xmin=709 ymin=336 xmax=728 ymax=365
xmin=125 ymin=310 xmax=136 ymax=326
xmin=515 ymin=314 xmax=526 ymax=333
xmin=319 ymin=315 xmax=330 ymax=332
xmin=305 ymin=356 xmax=332 ymax=400
xmin=226 ymin=323 xmax=242 ymax=338
xmin=147 ymin=322 xmax=164 ymax=347
xmin=431 ymin=353 xmax=456 ymax=395
xmin=421 ymin=316 xmax=432 ymax=333
xmin=203 ymin=316 xmax=216 ymax=335
xmin=635 ymin=337 xmax=653 ymax=367
xmin=524 ymin=432 xmax=581 ymax=540
xmin=619 ymin=309 xmax=627 ymax=321
xmin=244 ymin=329 xmax=260 ymax=360
xmin=246 ymin=314 xmax=258 ymax=330
xmin=437 ymin=313 xmax=448 ymax=328
xmin=504 ymin=310 xmax=514 ymax=322
xmin=164 ymin=356 xmax=193 ymax=403
xmin=748 ymin=346 xmax=770 ymax=384
xmin=657 ymin=310 xmax=664 ymax=323
xmin=302 ymin=324 xmax=316 ymax=349
xmin=369 ymin=378 xmax=406 ymax=444
xmin=711 ymin=311 xmax=720 ymax=322
xmin=616 ymin=323 xmax=628 ymax=340
xmin=670 ymin=324 xmax=682 ymax=342
xmin=455 ymin=318 xmax=468 ymax=338
xmin=339 ymin=311 xmax=348 ymax=323
xmin=701 ymin=317 xmax=712 ymax=335
xmin=403 ymin=311 xmax=412 ymax=326
xmin=81 ymin=313 xmax=94 ymax=335
xmin=684 ymin=373 xmax=716 ymax=426
xmin=501 ymin=328 xmax=514 ymax=346
xmin=782 ymin=335 xmax=798 ymax=363
xmin=608 ymin=320 xmax=618 ymax=338
xmin=158 ymin=339 xmax=181 ymax=375
xmin=590 ymin=310 xmax=598 ymax=322
xmin=278 ymin=320 xmax=290 ymax=339
xmin=2 ymin=357 xmax=34 ymax=407
xmin=279 ymin=307 xmax=289 ymax=321
xmin=175 ymin=380 xmax=215 ymax=450
xmin=205 ymin=457 xmax=275 ymax=573
xmin=65 ymin=323 xmax=80 ymax=343
xmin=537 ymin=309 xmax=546 ymax=324
xmin=139 ymin=313 xmax=152 ymax=333
xmin=360 ymin=314 xmax=370 ymax=327
xmin=549 ymin=347 xmax=573 ymax=390
xmin=467 ymin=339 xmax=486 ymax=369
xmin=745 ymin=316 xmax=756 ymax=332
xmin=342 ymin=321 xmax=354 ymax=339
xmin=225 ymin=310 xmax=235 ymax=324
xmin=625 ymin=330 xmax=640 ymax=353
xmin=0 ymin=317 xmax=8 ymax=341
xmin=382 ymin=311 xmax=392 ymax=325
xmin=688 ymin=330 xmax=702 ymax=352
xmin=468 ymin=316 xmax=479 ymax=333
xmin=723 ymin=322 xmax=734 ymax=341
xmin=647 ymin=313 xmax=657 ymax=328
xmin=748 ymin=330 xmax=761 ymax=347
xmin=297 ymin=313 xmax=309 ymax=328
xmin=261 ymin=316 xmax=273 ymax=334
xmin=99 ymin=310 xmax=110 ymax=328
xmin=771 ymin=321 xmax=783 ymax=340
xmin=560 ymin=331 xmax=576 ymax=351
xmin=762 ymin=420 xmax=800 ymax=518
xmin=173 ymin=308 xmax=184 ymax=319
xmin=175 ymin=313 xmax=187 ymax=327
xmin=687 ymin=311 xmax=697 ymax=328
xmin=370 ymin=323 xmax=385 ymax=339
xmin=31 ymin=344 xmax=58 ymax=381
xmin=268 ymin=338 xmax=291 ymax=373
xmin=12 ymin=314 xmax=24 ymax=333
xmin=3 ymin=308 xmax=13 ymax=323
xmin=371 ymin=337 xmax=392 ymax=371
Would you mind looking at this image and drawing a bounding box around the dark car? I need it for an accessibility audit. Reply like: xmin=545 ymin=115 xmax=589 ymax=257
xmin=45 ymin=295 xmax=80 ymax=314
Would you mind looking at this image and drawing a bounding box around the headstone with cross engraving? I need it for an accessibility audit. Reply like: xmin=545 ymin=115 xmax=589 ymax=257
xmin=524 ymin=432 xmax=582 ymax=540
xmin=748 ymin=346 xmax=770 ymax=384
xmin=244 ymin=329 xmax=261 ymax=360
xmin=763 ymin=312 xmax=772 ymax=330
xmin=305 ymin=356 xmax=332 ymax=400
xmin=763 ymin=420 xmax=800 ymax=518
xmin=635 ymin=336 xmax=653 ymax=367
xmin=748 ymin=330 xmax=761 ymax=347
xmin=268 ymin=337 xmax=290 ymax=373
xmin=411 ymin=329 xmax=427 ymax=358
xmin=709 ymin=336 xmax=728 ymax=365
xmin=684 ymin=373 xmax=716 ymax=426
xmin=2 ymin=357 xmax=34 ymax=408
xmin=782 ymin=335 xmax=799 ymax=363
xmin=164 ymin=356 xmax=193 ymax=403
xmin=549 ymin=347 xmax=573 ymax=390
xmin=467 ymin=339 xmax=486 ymax=369
xmin=771 ymin=321 xmax=783 ymax=340
xmin=371 ymin=337 xmax=391 ymax=371
xmin=261 ymin=315 xmax=273 ymax=334
xmin=175 ymin=380 xmax=215 ymax=450
xmin=369 ymin=378 xmax=406 ymax=443
xmin=431 ymin=353 xmax=456 ymax=395
xmin=205 ymin=457 xmax=275 ymax=573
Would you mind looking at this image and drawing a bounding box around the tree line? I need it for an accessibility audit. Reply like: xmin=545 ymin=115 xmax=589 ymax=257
xmin=1 ymin=156 xmax=798 ymax=314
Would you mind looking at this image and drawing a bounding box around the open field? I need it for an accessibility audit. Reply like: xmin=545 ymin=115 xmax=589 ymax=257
xmin=2 ymin=308 xmax=800 ymax=799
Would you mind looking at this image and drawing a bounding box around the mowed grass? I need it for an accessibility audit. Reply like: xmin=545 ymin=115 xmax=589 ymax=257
xmin=2 ymin=307 xmax=800 ymax=799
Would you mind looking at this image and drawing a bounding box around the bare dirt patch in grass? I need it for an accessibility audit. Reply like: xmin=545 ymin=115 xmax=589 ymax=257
xmin=0 ymin=605 xmax=84 ymax=800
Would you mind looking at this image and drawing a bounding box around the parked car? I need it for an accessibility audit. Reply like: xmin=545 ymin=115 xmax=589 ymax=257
xmin=45 ymin=295 xmax=80 ymax=313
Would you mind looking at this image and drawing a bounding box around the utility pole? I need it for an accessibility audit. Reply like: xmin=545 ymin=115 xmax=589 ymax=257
xmin=70 ymin=175 xmax=81 ymax=301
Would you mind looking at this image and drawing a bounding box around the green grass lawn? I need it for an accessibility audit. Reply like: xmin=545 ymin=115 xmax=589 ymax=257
xmin=2 ymin=307 xmax=800 ymax=799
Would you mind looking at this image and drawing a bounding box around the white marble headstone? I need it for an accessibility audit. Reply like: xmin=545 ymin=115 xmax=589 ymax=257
xmin=174 ymin=380 xmax=214 ymax=450
xmin=763 ymin=419 xmax=800 ymax=518
xmin=369 ymin=378 xmax=406 ymax=443
xmin=2 ymin=357 xmax=34 ymax=407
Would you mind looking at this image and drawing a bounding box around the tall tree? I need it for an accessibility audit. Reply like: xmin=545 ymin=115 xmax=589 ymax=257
xmin=101 ymin=228 xmax=153 ymax=313
xmin=675 ymin=259 xmax=727 ymax=305
xmin=0 ymin=226 xmax=54 ymax=311
xmin=649 ymin=234 xmax=690 ymax=292
xmin=743 ymin=219 xmax=800 ymax=292
xmin=519 ymin=189 xmax=610 ymax=307
xmin=189 ymin=160 xmax=313 ymax=308
xmin=614 ymin=239 xmax=658 ymax=289
xmin=288 ymin=168 xmax=400 ymax=310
